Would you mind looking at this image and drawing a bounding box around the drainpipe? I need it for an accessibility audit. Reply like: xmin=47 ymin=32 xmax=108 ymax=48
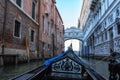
xmin=2 ymin=0 xmax=8 ymax=54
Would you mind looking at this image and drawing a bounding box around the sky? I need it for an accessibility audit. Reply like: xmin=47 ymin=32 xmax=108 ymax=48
xmin=56 ymin=0 xmax=83 ymax=51
xmin=56 ymin=0 xmax=83 ymax=29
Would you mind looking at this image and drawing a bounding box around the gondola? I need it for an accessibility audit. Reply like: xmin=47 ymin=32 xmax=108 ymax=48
xmin=11 ymin=49 xmax=106 ymax=80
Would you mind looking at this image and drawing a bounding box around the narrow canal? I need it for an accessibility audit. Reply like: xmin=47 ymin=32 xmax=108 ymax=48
xmin=0 ymin=58 xmax=109 ymax=80
xmin=0 ymin=61 xmax=43 ymax=80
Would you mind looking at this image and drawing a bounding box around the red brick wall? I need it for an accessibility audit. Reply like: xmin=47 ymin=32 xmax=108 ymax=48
xmin=39 ymin=0 xmax=64 ymax=57
xmin=0 ymin=0 xmax=5 ymax=44
xmin=23 ymin=0 xmax=32 ymax=17
xmin=0 ymin=0 xmax=39 ymax=59
xmin=0 ymin=0 xmax=64 ymax=59
xmin=4 ymin=2 xmax=38 ymax=49
xmin=10 ymin=0 xmax=39 ymax=22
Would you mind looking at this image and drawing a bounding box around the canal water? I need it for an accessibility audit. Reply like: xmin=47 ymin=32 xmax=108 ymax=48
xmin=0 ymin=61 xmax=43 ymax=80
xmin=82 ymin=58 xmax=109 ymax=80
xmin=0 ymin=58 xmax=109 ymax=80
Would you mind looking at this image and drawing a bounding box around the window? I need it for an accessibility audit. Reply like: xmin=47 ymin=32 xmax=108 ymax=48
xmin=14 ymin=20 xmax=20 ymax=37
xmin=48 ymin=44 xmax=50 ymax=50
xmin=42 ymin=0 xmax=44 ymax=4
xmin=42 ymin=42 xmax=45 ymax=50
xmin=104 ymin=21 xmax=107 ymax=28
xmin=118 ymin=24 xmax=120 ymax=34
xmin=42 ymin=16 xmax=45 ymax=32
xmin=94 ymin=37 xmax=97 ymax=44
xmin=48 ymin=22 xmax=51 ymax=36
xmin=16 ymin=0 xmax=22 ymax=7
xmin=50 ymin=5 xmax=52 ymax=16
xmin=105 ymin=31 xmax=107 ymax=40
xmin=32 ymin=2 xmax=36 ymax=19
xmin=60 ymin=32 xmax=62 ymax=37
xmin=51 ymin=20 xmax=53 ymax=27
xmin=101 ymin=34 xmax=103 ymax=42
xmin=31 ymin=30 xmax=35 ymax=42
xmin=116 ymin=8 xmax=120 ymax=17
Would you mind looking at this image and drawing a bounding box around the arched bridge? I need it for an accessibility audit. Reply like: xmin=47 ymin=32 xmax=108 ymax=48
xmin=64 ymin=27 xmax=83 ymax=41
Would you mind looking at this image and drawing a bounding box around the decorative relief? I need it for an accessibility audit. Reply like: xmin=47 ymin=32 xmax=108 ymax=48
xmin=101 ymin=20 xmax=107 ymax=29
xmin=52 ymin=57 xmax=82 ymax=73
xmin=108 ymin=14 xmax=113 ymax=24
xmin=95 ymin=42 xmax=109 ymax=55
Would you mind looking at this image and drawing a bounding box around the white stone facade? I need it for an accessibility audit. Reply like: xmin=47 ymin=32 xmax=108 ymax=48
xmin=80 ymin=0 xmax=120 ymax=56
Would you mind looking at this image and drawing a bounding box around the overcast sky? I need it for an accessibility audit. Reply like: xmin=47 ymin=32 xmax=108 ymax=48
xmin=56 ymin=0 xmax=83 ymax=51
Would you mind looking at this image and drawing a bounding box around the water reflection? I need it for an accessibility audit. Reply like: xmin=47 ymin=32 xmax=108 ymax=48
xmin=0 ymin=61 xmax=43 ymax=80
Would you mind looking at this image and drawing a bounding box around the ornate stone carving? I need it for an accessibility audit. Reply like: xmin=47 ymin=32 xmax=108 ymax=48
xmin=108 ymin=14 xmax=113 ymax=24
xmin=52 ymin=57 xmax=82 ymax=73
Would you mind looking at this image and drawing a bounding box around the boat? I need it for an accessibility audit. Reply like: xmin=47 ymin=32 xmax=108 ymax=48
xmin=11 ymin=49 xmax=106 ymax=80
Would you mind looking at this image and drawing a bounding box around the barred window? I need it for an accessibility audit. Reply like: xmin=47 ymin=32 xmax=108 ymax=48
xmin=14 ymin=20 xmax=20 ymax=37
xmin=31 ymin=30 xmax=35 ymax=42
xmin=42 ymin=16 xmax=45 ymax=32
xmin=118 ymin=24 xmax=120 ymax=34
xmin=32 ymin=2 xmax=36 ymax=19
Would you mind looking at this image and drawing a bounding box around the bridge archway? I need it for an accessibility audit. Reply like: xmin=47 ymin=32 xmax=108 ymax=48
xmin=64 ymin=27 xmax=83 ymax=56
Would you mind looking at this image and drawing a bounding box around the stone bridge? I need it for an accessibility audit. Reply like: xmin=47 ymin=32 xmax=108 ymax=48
xmin=64 ymin=27 xmax=83 ymax=42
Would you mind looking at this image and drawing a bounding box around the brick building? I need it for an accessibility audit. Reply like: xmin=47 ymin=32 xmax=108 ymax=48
xmin=39 ymin=0 xmax=64 ymax=58
xmin=55 ymin=7 xmax=64 ymax=55
xmin=0 ymin=0 xmax=64 ymax=61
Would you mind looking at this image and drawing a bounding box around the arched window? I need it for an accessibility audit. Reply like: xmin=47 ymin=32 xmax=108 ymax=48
xmin=116 ymin=8 xmax=120 ymax=17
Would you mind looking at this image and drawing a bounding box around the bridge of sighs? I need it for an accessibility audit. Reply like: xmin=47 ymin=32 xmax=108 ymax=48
xmin=64 ymin=27 xmax=83 ymax=42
